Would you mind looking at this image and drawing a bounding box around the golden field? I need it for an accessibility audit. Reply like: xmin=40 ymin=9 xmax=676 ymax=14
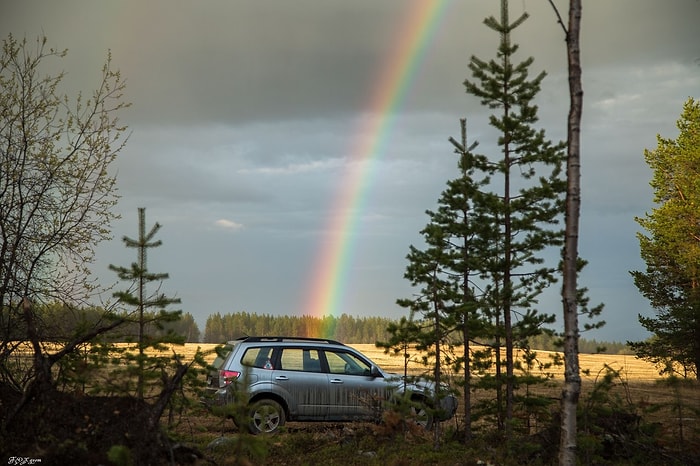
xmin=9 ymin=341 xmax=669 ymax=383
xmin=189 ymin=342 xmax=699 ymax=425
xmin=188 ymin=342 xmax=662 ymax=381
xmin=15 ymin=341 xmax=693 ymax=410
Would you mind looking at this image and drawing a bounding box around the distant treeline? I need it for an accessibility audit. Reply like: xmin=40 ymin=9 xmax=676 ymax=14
xmin=6 ymin=304 xmax=632 ymax=354
xmin=1 ymin=302 xmax=201 ymax=343
xmin=202 ymin=312 xmax=392 ymax=345
xmin=202 ymin=311 xmax=633 ymax=354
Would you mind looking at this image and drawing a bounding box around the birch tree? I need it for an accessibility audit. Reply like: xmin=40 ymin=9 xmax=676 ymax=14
xmin=0 ymin=33 xmax=128 ymax=425
xmin=546 ymin=1 xmax=584 ymax=464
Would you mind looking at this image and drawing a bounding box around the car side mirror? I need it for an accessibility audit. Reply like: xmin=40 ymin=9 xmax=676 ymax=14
xmin=370 ymin=365 xmax=381 ymax=378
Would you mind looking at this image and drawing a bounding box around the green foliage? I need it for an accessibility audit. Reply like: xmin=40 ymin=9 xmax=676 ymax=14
xmin=631 ymin=97 xmax=700 ymax=380
xmin=207 ymin=369 xmax=269 ymax=465
xmin=0 ymin=33 xmax=128 ymax=392
xmin=512 ymin=346 xmax=559 ymax=434
xmin=107 ymin=208 xmax=185 ymax=400
xmin=377 ymin=315 xmax=422 ymax=379
xmin=107 ymin=445 xmax=133 ymax=466
xmin=651 ymin=376 xmax=700 ymax=454
xmin=461 ymin=1 xmax=566 ymax=437
xmin=574 ymin=365 xmax=693 ymax=465
xmin=390 ymin=1 xmax=569 ymax=441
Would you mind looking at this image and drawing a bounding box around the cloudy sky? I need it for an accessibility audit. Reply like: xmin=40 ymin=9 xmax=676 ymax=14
xmin=3 ymin=1 xmax=699 ymax=342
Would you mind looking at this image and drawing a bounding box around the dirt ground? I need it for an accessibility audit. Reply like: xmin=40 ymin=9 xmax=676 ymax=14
xmin=0 ymin=383 xmax=198 ymax=465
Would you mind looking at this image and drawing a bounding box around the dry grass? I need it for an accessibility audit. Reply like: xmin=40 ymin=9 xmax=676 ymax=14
xmin=9 ymin=341 xmax=664 ymax=381
xmin=8 ymin=340 xmax=669 ymax=384
xmin=185 ymin=342 xmax=699 ymax=416
xmin=185 ymin=342 xmax=662 ymax=380
xmin=16 ymin=341 xmax=696 ymax=419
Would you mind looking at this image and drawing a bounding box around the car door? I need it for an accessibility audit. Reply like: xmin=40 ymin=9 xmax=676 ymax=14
xmin=322 ymin=349 xmax=390 ymax=420
xmin=273 ymin=347 xmax=329 ymax=419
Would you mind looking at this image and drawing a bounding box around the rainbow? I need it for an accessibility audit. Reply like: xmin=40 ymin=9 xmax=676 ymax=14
xmin=302 ymin=0 xmax=454 ymax=324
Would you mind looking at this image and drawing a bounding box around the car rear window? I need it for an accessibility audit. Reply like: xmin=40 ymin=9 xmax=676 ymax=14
xmin=212 ymin=343 xmax=235 ymax=369
xmin=241 ymin=346 xmax=275 ymax=369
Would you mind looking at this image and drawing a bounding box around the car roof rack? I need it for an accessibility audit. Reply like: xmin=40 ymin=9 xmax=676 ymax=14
xmin=237 ymin=336 xmax=345 ymax=345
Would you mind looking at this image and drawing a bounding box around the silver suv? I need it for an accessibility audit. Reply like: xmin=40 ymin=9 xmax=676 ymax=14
xmin=205 ymin=336 xmax=458 ymax=434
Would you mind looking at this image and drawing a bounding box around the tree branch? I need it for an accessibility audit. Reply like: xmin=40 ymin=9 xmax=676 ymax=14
xmin=547 ymin=0 xmax=568 ymax=36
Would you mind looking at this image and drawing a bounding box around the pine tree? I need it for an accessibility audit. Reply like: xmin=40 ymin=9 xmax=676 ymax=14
xmin=396 ymin=223 xmax=456 ymax=383
xmin=630 ymin=98 xmax=700 ymax=380
xmin=392 ymin=116 xmax=498 ymax=439
xmin=437 ymin=118 xmax=498 ymax=439
xmin=109 ymin=207 xmax=183 ymax=399
xmin=396 ymin=226 xmax=455 ymax=447
xmin=463 ymin=0 xmax=566 ymax=430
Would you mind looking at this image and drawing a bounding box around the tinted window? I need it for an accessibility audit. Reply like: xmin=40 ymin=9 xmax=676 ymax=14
xmin=325 ymin=350 xmax=371 ymax=376
xmin=279 ymin=348 xmax=322 ymax=372
xmin=241 ymin=346 xmax=275 ymax=369
xmin=212 ymin=343 xmax=234 ymax=369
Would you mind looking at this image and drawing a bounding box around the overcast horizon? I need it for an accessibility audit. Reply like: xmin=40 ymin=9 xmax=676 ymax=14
xmin=3 ymin=0 xmax=699 ymax=343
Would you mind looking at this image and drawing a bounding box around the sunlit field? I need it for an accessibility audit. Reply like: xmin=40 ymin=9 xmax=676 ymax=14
xmin=9 ymin=341 xmax=670 ymax=384
xmin=188 ymin=342 xmax=697 ymax=415
xmin=11 ymin=341 xmax=696 ymax=465
xmin=17 ymin=341 xmax=690 ymax=427
xmin=188 ymin=342 xmax=662 ymax=381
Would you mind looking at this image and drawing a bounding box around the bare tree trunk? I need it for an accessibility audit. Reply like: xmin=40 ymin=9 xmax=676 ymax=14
xmin=5 ymin=298 xmax=125 ymax=430
xmin=137 ymin=207 xmax=147 ymax=400
xmin=559 ymin=1 xmax=583 ymax=465
xmin=149 ymin=357 xmax=189 ymax=431
xmin=432 ymin=290 xmax=442 ymax=450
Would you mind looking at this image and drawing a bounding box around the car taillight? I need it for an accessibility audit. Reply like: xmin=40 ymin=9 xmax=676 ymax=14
xmin=220 ymin=370 xmax=241 ymax=385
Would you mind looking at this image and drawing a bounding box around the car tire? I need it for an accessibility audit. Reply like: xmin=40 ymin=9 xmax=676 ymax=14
xmin=410 ymin=397 xmax=434 ymax=430
xmin=248 ymin=399 xmax=286 ymax=434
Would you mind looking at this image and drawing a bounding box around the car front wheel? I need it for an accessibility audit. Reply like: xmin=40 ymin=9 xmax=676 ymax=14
xmin=410 ymin=397 xmax=434 ymax=430
xmin=249 ymin=399 xmax=286 ymax=434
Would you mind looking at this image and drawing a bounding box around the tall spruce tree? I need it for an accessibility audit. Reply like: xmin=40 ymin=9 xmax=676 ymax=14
xmin=396 ymin=222 xmax=456 ymax=384
xmin=463 ymin=0 xmax=566 ymax=430
xmin=393 ymin=118 xmax=496 ymax=440
xmin=630 ymin=98 xmax=700 ymax=380
xmin=109 ymin=208 xmax=183 ymax=399
xmin=435 ymin=118 xmax=498 ymax=440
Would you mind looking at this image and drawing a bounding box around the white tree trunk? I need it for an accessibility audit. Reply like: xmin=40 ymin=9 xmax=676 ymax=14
xmin=559 ymin=1 xmax=583 ymax=465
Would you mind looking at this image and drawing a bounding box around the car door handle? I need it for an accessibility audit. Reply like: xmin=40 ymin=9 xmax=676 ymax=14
xmin=275 ymin=376 xmax=289 ymax=381
xmin=330 ymin=379 xmax=344 ymax=384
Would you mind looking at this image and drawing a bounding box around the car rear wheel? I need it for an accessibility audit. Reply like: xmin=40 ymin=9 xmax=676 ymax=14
xmin=249 ymin=399 xmax=286 ymax=434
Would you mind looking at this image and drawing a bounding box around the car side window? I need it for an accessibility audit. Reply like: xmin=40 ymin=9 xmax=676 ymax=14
xmin=279 ymin=348 xmax=322 ymax=372
xmin=241 ymin=346 xmax=275 ymax=369
xmin=325 ymin=350 xmax=371 ymax=376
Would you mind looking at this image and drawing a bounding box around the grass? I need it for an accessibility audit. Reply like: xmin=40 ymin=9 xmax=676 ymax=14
xmin=163 ymin=343 xmax=699 ymax=465
xmin=9 ymin=341 xmax=698 ymax=464
xmin=190 ymin=342 xmax=663 ymax=377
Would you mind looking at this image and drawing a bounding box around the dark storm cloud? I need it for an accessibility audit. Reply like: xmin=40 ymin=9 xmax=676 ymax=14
xmin=2 ymin=0 xmax=699 ymax=341
xmin=3 ymin=0 xmax=698 ymax=125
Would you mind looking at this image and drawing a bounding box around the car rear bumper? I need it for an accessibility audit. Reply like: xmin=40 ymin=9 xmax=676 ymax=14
xmin=200 ymin=387 xmax=228 ymax=409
